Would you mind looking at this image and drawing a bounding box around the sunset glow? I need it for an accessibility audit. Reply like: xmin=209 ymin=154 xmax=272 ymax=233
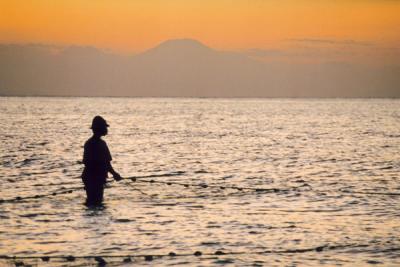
xmin=1 ymin=2 xmax=400 ymax=265
xmin=1 ymin=0 xmax=399 ymax=53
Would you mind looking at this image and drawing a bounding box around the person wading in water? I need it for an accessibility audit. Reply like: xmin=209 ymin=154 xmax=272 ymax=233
xmin=82 ymin=116 xmax=122 ymax=205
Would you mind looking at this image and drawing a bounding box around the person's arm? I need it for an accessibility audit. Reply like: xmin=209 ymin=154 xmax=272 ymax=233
xmin=103 ymin=140 xmax=122 ymax=181
xmin=108 ymin=162 xmax=122 ymax=181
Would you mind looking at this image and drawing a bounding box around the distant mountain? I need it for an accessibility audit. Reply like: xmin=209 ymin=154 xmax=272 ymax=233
xmin=0 ymin=39 xmax=399 ymax=97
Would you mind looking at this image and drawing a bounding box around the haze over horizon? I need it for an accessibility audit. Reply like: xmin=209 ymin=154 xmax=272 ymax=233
xmin=0 ymin=0 xmax=399 ymax=97
xmin=1 ymin=38 xmax=399 ymax=98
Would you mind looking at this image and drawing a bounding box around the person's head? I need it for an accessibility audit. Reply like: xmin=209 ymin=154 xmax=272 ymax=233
xmin=91 ymin=115 xmax=109 ymax=136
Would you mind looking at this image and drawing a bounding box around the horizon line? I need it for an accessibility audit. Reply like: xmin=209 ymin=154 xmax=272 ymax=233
xmin=1 ymin=95 xmax=399 ymax=100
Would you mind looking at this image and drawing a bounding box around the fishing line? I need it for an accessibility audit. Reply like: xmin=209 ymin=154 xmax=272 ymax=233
xmin=1 ymin=173 xmax=399 ymax=204
xmin=339 ymin=189 xmax=400 ymax=196
xmin=124 ymin=177 xmax=400 ymax=198
xmin=0 ymin=243 xmax=387 ymax=264
xmin=0 ymin=173 xmax=183 ymax=203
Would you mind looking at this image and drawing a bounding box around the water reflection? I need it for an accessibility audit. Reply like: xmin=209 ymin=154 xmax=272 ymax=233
xmin=84 ymin=203 xmax=107 ymax=215
xmin=0 ymin=98 xmax=399 ymax=266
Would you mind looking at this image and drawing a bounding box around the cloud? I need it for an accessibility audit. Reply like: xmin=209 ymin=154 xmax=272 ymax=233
xmin=0 ymin=43 xmax=65 ymax=51
xmin=286 ymin=38 xmax=373 ymax=47
xmin=245 ymin=48 xmax=288 ymax=57
xmin=243 ymin=46 xmax=353 ymax=62
xmin=242 ymin=38 xmax=378 ymax=63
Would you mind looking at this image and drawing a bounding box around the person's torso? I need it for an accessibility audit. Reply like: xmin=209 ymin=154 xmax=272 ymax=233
xmin=82 ymin=137 xmax=112 ymax=182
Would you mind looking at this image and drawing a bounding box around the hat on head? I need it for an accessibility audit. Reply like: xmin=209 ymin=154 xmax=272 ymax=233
xmin=91 ymin=115 xmax=109 ymax=129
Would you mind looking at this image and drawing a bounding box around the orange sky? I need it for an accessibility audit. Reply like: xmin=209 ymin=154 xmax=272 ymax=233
xmin=0 ymin=0 xmax=399 ymax=54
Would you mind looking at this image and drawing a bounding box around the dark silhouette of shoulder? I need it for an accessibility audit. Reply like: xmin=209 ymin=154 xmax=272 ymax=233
xmin=83 ymin=136 xmax=112 ymax=165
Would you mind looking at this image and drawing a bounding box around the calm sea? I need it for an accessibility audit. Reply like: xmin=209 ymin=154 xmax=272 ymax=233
xmin=0 ymin=97 xmax=399 ymax=266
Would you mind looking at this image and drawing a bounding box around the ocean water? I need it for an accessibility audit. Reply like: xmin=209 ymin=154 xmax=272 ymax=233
xmin=0 ymin=97 xmax=399 ymax=266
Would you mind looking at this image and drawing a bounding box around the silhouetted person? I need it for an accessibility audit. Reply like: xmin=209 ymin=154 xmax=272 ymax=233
xmin=82 ymin=116 xmax=122 ymax=206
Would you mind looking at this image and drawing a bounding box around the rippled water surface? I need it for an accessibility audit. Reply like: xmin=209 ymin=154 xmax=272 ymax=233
xmin=0 ymin=97 xmax=399 ymax=266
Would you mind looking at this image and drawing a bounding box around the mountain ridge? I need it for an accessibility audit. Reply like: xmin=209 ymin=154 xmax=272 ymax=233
xmin=0 ymin=39 xmax=399 ymax=97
